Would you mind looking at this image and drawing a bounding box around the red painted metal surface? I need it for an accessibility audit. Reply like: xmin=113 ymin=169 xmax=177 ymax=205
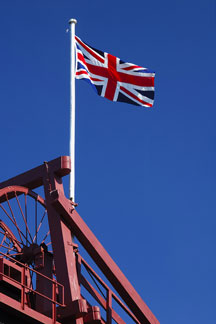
xmin=0 ymin=156 xmax=159 ymax=324
xmin=50 ymin=190 xmax=158 ymax=324
xmin=0 ymin=251 xmax=64 ymax=323
xmin=0 ymin=156 xmax=71 ymax=191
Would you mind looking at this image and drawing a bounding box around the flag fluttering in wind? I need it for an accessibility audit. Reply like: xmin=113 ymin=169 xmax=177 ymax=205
xmin=75 ymin=36 xmax=155 ymax=108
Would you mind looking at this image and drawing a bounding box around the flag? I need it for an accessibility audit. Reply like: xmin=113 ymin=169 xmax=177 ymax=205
xmin=75 ymin=36 xmax=155 ymax=108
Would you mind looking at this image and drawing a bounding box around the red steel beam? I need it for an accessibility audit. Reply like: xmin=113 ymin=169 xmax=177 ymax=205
xmin=0 ymin=156 xmax=70 ymax=191
xmin=0 ymin=293 xmax=62 ymax=324
xmin=42 ymin=159 xmax=85 ymax=323
xmin=50 ymin=190 xmax=159 ymax=324
xmin=81 ymin=275 xmax=127 ymax=324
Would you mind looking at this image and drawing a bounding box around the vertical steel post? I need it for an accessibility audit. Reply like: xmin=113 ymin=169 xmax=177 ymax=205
xmin=21 ymin=266 xmax=26 ymax=310
xmin=43 ymin=166 xmax=84 ymax=323
xmin=52 ymin=280 xmax=57 ymax=324
xmin=107 ymin=290 xmax=112 ymax=324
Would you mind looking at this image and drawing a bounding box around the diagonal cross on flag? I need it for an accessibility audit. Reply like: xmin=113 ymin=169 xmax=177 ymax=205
xmin=75 ymin=36 xmax=155 ymax=107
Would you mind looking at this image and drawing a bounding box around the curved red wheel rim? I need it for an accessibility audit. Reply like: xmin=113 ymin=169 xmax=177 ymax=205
xmin=0 ymin=186 xmax=51 ymax=260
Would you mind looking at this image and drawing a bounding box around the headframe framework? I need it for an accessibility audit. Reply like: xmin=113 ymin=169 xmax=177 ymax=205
xmin=0 ymin=156 xmax=159 ymax=324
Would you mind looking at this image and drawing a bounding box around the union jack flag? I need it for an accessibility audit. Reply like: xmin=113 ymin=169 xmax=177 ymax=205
xmin=75 ymin=36 xmax=155 ymax=108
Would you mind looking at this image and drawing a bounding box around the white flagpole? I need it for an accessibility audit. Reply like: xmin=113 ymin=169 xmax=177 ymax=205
xmin=69 ymin=18 xmax=77 ymax=201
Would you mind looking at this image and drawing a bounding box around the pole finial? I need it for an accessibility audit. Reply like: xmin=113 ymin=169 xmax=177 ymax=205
xmin=69 ymin=18 xmax=77 ymax=25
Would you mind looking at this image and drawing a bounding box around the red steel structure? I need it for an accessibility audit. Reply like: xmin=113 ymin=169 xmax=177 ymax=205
xmin=0 ymin=156 xmax=159 ymax=324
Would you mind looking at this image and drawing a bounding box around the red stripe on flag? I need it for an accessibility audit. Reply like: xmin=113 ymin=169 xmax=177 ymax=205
xmin=120 ymin=86 xmax=153 ymax=107
xmin=104 ymin=54 xmax=119 ymax=100
xmin=77 ymin=52 xmax=87 ymax=65
xmin=118 ymin=73 xmax=154 ymax=87
xmin=76 ymin=36 xmax=105 ymax=64
xmin=76 ymin=70 xmax=102 ymax=82
xmin=122 ymin=65 xmax=143 ymax=71
xmin=78 ymin=51 xmax=154 ymax=87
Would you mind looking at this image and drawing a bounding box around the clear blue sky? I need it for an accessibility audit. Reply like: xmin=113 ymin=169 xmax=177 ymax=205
xmin=0 ymin=1 xmax=216 ymax=323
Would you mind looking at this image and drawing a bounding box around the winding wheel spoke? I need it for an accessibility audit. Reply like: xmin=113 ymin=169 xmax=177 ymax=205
xmin=0 ymin=186 xmax=52 ymax=290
